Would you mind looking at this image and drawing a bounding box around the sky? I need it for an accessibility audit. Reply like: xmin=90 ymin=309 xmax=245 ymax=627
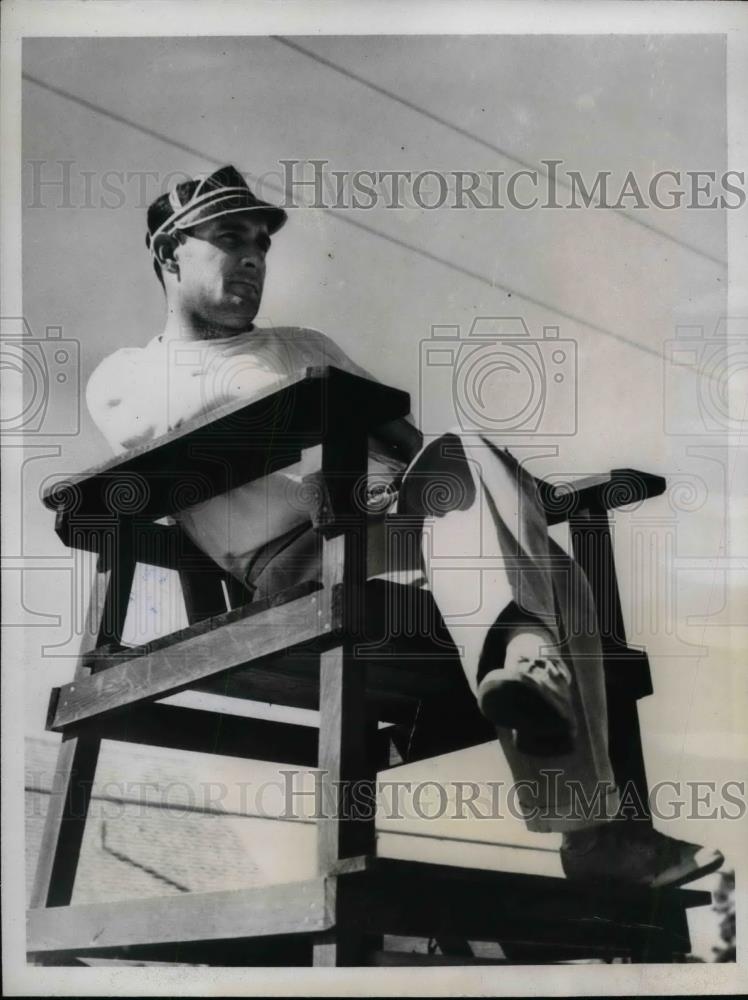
xmin=14 ymin=32 xmax=745 ymax=888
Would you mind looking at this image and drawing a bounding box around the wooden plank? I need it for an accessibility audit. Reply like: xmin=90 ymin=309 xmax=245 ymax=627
xmin=83 ymin=580 xmax=320 ymax=671
xmin=194 ymin=662 xmax=422 ymax=725
xmin=88 ymin=702 xmax=320 ymax=765
xmin=196 ymin=644 xmax=466 ymax=702
xmin=94 ymin=700 xmax=399 ymax=769
xmin=27 ymin=879 xmax=331 ymax=954
xmin=541 ymin=468 xmax=666 ymax=525
xmin=50 ymin=590 xmax=337 ymax=732
xmin=49 ymin=935 xmax=316 ymax=967
xmin=194 ymin=661 xmax=324 ymax=712
xmin=340 ymin=882 xmax=694 ymax=952
xmin=331 ymin=855 xmax=710 ymax=906
xmin=43 ymin=367 xmax=411 ymax=544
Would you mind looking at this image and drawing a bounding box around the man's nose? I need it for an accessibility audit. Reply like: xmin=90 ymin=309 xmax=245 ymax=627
xmin=239 ymin=252 xmax=262 ymax=269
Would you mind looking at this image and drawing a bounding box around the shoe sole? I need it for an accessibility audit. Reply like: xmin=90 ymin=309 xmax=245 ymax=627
xmin=561 ymin=846 xmax=726 ymax=888
xmin=650 ymin=847 xmax=725 ymax=889
xmin=478 ymin=677 xmax=575 ymax=756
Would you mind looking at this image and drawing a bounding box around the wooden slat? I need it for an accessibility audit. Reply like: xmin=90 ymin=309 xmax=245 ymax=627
xmin=194 ymin=663 xmax=422 ymax=724
xmin=83 ymin=580 xmax=320 ymax=672
xmin=45 ymin=934 xmax=316 ymax=968
xmin=87 ymin=623 xmax=465 ymax=708
xmin=331 ymin=855 xmax=710 ymax=905
xmin=89 ymin=702 xmax=320 ymax=765
xmin=27 ymin=879 xmax=332 ymax=955
xmin=50 ymin=590 xmax=338 ymax=732
xmin=93 ymin=700 xmax=398 ymax=770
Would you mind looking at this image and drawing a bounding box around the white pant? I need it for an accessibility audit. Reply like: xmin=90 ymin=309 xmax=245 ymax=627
xmin=393 ymin=432 xmax=620 ymax=832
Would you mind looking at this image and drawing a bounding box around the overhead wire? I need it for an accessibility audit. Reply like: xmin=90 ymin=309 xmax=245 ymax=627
xmin=274 ymin=36 xmax=727 ymax=270
xmin=27 ymin=781 xmax=559 ymax=854
xmin=22 ymin=71 xmax=720 ymax=365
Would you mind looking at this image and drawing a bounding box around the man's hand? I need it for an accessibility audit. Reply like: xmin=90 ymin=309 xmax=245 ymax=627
xmin=372 ymin=415 xmax=424 ymax=466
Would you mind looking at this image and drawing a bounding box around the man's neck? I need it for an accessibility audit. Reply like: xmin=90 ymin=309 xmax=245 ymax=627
xmin=160 ymin=302 xmax=254 ymax=343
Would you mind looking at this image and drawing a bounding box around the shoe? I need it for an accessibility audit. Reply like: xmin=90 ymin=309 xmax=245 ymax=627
xmin=560 ymin=821 xmax=725 ymax=888
xmin=477 ymin=654 xmax=577 ymax=756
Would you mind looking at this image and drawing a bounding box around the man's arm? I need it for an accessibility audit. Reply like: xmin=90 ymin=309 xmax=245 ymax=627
xmin=86 ymin=351 xmax=159 ymax=455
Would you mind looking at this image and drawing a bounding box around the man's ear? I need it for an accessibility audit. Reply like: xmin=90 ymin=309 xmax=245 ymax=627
xmin=153 ymin=233 xmax=181 ymax=275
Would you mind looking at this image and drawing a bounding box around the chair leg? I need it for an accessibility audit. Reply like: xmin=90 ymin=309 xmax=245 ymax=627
xmin=30 ymin=540 xmax=135 ymax=911
xmin=569 ymin=505 xmax=652 ymax=818
xmin=316 ymin=643 xmax=376 ymax=870
xmin=312 ymin=927 xmax=368 ymax=966
xmin=29 ymin=734 xmax=101 ymax=909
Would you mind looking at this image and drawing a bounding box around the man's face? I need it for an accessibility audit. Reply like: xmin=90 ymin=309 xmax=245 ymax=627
xmin=172 ymin=213 xmax=272 ymax=329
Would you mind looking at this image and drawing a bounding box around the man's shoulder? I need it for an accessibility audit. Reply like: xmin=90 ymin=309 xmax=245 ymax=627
xmin=86 ymin=340 xmax=159 ymax=403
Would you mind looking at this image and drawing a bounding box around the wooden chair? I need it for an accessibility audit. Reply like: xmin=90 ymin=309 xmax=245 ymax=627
xmin=27 ymin=366 xmax=710 ymax=966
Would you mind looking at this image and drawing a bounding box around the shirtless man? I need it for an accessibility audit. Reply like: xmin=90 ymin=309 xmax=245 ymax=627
xmin=87 ymin=165 xmax=723 ymax=887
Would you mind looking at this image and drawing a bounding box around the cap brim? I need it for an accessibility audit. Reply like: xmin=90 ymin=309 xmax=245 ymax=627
xmin=174 ymin=193 xmax=287 ymax=235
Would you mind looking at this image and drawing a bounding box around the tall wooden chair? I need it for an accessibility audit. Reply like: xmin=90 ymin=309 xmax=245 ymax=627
xmin=27 ymin=367 xmax=710 ymax=966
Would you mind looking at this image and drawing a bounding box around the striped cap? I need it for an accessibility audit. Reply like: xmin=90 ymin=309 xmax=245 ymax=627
xmin=146 ymin=166 xmax=287 ymax=255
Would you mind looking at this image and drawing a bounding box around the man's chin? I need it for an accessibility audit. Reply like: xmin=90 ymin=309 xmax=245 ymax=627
xmin=218 ymin=300 xmax=261 ymax=328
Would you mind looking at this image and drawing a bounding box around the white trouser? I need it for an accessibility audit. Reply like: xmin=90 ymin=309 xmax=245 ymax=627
xmin=395 ymin=432 xmax=620 ymax=832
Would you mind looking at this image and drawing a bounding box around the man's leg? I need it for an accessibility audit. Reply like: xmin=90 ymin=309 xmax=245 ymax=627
xmin=399 ymin=431 xmax=616 ymax=830
xmin=495 ymin=535 xmax=621 ymax=832
xmin=398 ymin=431 xmax=724 ymax=885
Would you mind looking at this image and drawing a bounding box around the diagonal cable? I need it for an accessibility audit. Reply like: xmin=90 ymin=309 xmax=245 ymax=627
xmin=274 ymin=36 xmax=727 ymax=269
xmin=23 ymin=72 xmax=695 ymax=363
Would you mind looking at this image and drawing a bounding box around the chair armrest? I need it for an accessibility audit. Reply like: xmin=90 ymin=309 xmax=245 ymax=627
xmin=538 ymin=468 xmax=666 ymax=525
xmin=43 ymin=366 xmax=411 ymax=551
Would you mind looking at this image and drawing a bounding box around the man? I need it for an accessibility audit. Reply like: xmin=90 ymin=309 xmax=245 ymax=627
xmin=87 ymin=165 xmax=723 ymax=887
